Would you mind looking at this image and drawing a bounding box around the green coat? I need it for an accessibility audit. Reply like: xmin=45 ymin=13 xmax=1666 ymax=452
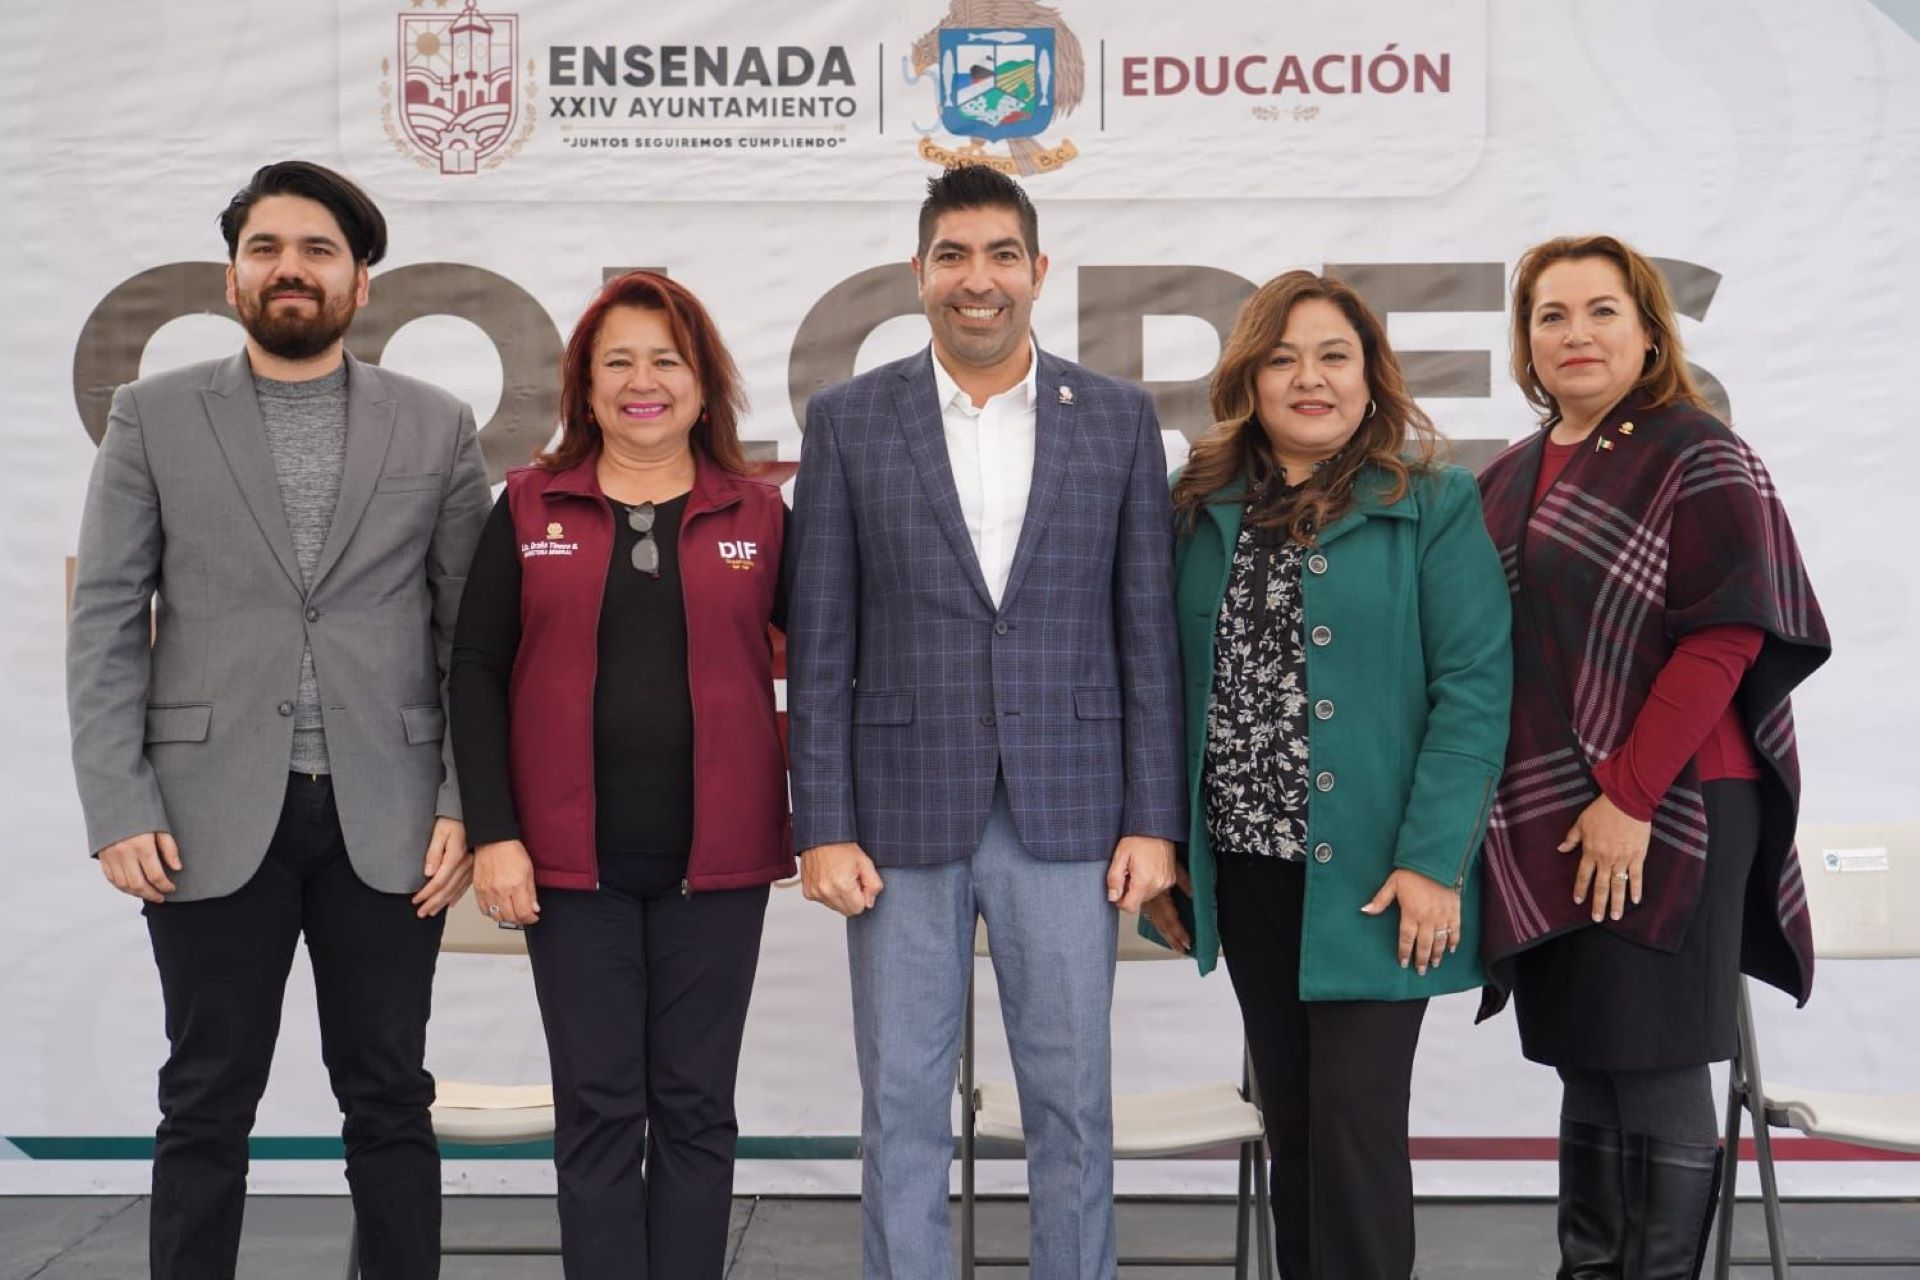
xmin=1157 ymin=463 xmax=1512 ymax=1000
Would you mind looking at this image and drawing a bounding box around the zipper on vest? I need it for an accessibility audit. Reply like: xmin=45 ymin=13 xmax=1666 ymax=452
xmin=680 ymin=877 xmax=692 ymax=898
xmin=1454 ymin=776 xmax=1495 ymax=888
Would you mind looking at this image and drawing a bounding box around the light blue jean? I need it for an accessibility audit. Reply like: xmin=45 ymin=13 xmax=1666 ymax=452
xmin=848 ymin=780 xmax=1118 ymax=1280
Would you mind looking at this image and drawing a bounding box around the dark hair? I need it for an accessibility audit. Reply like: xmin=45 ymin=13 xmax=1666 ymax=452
xmin=540 ymin=271 xmax=752 ymax=476
xmin=916 ymin=164 xmax=1039 ymax=261
xmin=1509 ymin=234 xmax=1706 ymax=422
xmin=218 ymin=161 xmax=388 ymax=266
xmin=1172 ymin=271 xmax=1441 ymax=545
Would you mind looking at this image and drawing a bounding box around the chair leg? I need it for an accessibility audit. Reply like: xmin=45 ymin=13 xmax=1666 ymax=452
xmin=1735 ymin=985 xmax=1792 ymax=1280
xmin=343 ymin=1210 xmax=360 ymax=1280
xmin=1242 ymin=1044 xmax=1274 ymax=1280
xmin=1713 ymin=1052 xmax=1744 ymax=1280
xmin=1234 ymin=1140 xmax=1252 ymax=1280
xmin=959 ymin=973 xmax=976 ymax=1280
xmin=1253 ymin=1140 xmax=1275 ymax=1279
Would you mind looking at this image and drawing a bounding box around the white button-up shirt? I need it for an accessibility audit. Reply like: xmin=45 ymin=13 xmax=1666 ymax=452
xmin=931 ymin=342 xmax=1038 ymax=606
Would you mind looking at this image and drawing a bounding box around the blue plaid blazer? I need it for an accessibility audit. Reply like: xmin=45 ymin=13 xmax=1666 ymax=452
xmin=787 ymin=346 xmax=1187 ymax=866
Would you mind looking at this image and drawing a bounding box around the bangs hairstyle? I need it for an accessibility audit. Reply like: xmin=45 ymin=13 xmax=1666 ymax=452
xmin=540 ymin=271 xmax=752 ymax=475
xmin=1172 ymin=270 xmax=1440 ymax=545
xmin=1509 ymin=234 xmax=1707 ymax=422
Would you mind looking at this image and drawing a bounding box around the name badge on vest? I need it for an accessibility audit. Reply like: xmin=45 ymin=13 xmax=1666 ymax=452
xmin=522 ymin=521 xmax=579 ymax=559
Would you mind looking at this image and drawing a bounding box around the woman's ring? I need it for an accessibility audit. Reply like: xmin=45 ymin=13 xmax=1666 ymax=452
xmin=1433 ymin=927 xmax=1450 ymax=937
xmin=485 ymin=903 xmax=502 ymax=916
xmin=1614 ymin=872 xmax=1631 ymax=881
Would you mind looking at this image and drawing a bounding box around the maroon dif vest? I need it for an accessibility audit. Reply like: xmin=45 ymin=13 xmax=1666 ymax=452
xmin=502 ymin=450 xmax=792 ymax=892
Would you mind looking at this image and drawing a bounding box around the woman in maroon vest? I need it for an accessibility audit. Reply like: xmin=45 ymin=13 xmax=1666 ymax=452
xmin=1476 ymin=236 xmax=1829 ymax=1279
xmin=450 ymin=270 xmax=791 ymax=1278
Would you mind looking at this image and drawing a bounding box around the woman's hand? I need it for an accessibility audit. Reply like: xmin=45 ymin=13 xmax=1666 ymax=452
xmin=472 ymin=839 xmax=541 ymax=927
xmin=1561 ymin=794 xmax=1650 ymax=922
xmin=1362 ymin=868 xmax=1461 ymax=976
xmin=1138 ymin=864 xmax=1196 ymax=954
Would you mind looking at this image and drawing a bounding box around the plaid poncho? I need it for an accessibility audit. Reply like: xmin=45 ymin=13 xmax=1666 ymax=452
xmin=1476 ymin=398 xmax=1830 ymax=1018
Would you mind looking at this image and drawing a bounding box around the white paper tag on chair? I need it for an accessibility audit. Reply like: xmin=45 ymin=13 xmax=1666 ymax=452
xmin=1820 ymin=847 xmax=1890 ymax=873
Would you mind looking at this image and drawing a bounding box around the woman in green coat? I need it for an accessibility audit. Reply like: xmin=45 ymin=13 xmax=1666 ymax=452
xmin=1141 ymin=270 xmax=1512 ymax=1280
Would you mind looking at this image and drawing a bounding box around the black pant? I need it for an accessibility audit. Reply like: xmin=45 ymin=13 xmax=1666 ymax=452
xmin=525 ymin=858 xmax=769 ymax=1280
xmin=143 ymin=774 xmax=444 ymax=1280
xmin=1215 ymin=851 xmax=1429 ymax=1280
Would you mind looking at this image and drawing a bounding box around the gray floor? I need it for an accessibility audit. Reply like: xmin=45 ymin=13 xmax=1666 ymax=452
xmin=3 ymin=1195 xmax=1916 ymax=1278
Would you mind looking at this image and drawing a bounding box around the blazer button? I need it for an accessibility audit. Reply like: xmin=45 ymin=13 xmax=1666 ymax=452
xmin=1307 ymin=554 xmax=1329 ymax=575
xmin=1310 ymin=625 xmax=1331 ymax=646
xmin=277 ymin=701 xmax=294 ymax=716
xmin=305 ymin=607 xmax=320 ymax=622
xmin=981 ymin=712 xmax=996 ymax=727
xmin=1313 ymin=842 xmax=1333 ymax=864
xmin=1313 ymin=699 xmax=1334 ymax=720
xmin=1315 ymin=771 xmax=1335 ymax=792
xmin=994 ymin=620 xmax=1010 ymax=635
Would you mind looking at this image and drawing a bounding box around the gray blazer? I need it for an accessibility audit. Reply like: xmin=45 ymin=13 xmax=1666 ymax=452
xmin=66 ymin=351 xmax=492 ymax=901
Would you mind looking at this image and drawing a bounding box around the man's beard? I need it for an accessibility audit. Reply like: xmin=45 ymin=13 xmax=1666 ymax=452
xmin=237 ymin=283 xmax=356 ymax=362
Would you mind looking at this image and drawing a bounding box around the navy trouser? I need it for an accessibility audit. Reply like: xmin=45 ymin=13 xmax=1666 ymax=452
xmin=525 ymin=858 xmax=769 ymax=1280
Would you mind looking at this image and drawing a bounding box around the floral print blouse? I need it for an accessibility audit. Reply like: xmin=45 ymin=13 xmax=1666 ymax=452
xmin=1203 ymin=513 xmax=1312 ymax=861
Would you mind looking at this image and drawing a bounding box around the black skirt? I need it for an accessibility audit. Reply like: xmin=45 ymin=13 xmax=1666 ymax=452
xmin=1512 ymin=780 xmax=1761 ymax=1071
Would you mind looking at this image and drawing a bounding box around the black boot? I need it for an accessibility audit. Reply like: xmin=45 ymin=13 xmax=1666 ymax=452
xmin=1625 ymin=1137 xmax=1722 ymax=1280
xmin=1556 ymin=1119 xmax=1628 ymax=1279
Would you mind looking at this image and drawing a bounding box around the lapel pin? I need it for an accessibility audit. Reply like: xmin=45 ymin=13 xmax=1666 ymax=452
xmin=1057 ymin=385 xmax=1074 ymax=405
xmin=1618 ymin=421 xmax=1635 ymax=436
xmin=1596 ymin=436 xmax=1615 ymax=451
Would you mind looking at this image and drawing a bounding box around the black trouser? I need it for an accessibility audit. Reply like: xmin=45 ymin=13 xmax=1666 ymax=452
xmin=525 ymin=859 xmax=770 ymax=1280
xmin=143 ymin=773 xmax=444 ymax=1280
xmin=1215 ymin=850 xmax=1430 ymax=1280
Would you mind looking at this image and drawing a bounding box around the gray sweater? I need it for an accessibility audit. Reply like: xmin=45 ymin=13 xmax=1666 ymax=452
xmin=254 ymin=361 xmax=348 ymax=774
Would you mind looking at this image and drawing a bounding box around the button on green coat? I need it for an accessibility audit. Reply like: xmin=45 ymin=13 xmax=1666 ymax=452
xmin=1151 ymin=463 xmax=1513 ymax=1001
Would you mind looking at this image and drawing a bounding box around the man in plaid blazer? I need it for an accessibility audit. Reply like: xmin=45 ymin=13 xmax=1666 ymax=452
xmin=787 ymin=166 xmax=1187 ymax=1279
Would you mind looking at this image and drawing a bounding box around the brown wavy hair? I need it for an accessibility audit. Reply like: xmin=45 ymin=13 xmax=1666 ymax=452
xmin=539 ymin=271 xmax=752 ymax=474
xmin=1172 ymin=270 xmax=1440 ymax=544
xmin=1509 ymin=234 xmax=1707 ymax=423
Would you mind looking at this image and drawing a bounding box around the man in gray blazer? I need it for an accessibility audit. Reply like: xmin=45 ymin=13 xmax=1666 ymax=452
xmin=788 ymin=166 xmax=1186 ymax=1279
xmin=66 ymin=161 xmax=491 ymax=1280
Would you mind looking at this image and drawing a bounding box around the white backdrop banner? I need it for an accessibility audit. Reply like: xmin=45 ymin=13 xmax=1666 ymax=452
xmin=2 ymin=0 xmax=1916 ymax=1197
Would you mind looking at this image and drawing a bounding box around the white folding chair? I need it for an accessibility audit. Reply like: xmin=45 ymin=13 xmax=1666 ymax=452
xmin=958 ymin=911 xmax=1275 ymax=1277
xmin=1713 ymin=822 xmax=1920 ymax=1278
xmin=345 ymin=893 xmax=556 ymax=1279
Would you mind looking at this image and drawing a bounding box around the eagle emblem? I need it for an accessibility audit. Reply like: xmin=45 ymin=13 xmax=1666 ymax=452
xmin=909 ymin=1 xmax=1084 ymax=177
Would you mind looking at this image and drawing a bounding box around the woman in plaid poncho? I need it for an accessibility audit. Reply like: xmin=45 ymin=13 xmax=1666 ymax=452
xmin=1477 ymin=236 xmax=1830 ymax=1280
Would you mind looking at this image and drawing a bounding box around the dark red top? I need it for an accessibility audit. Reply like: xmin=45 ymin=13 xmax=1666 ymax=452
xmin=1533 ymin=435 xmax=1762 ymax=822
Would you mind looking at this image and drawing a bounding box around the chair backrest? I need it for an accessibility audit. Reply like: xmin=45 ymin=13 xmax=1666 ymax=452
xmin=1794 ymin=823 xmax=1920 ymax=960
xmin=974 ymin=910 xmax=1182 ymax=962
xmin=441 ymin=892 xmax=531 ymax=957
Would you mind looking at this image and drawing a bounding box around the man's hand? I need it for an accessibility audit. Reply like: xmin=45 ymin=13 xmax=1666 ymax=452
xmin=1107 ymin=836 xmax=1176 ymax=913
xmin=471 ymin=838 xmax=540 ymax=926
xmin=801 ymin=842 xmax=885 ymax=917
xmin=1362 ymin=867 xmax=1462 ymax=976
xmin=98 ymin=831 xmax=181 ymax=904
xmin=1138 ymin=863 xmax=1195 ymax=954
xmin=1561 ymin=793 xmax=1651 ymax=923
xmin=412 ymin=817 xmax=473 ymax=918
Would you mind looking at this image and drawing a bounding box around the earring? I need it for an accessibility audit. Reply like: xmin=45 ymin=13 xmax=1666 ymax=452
xmin=1365 ymin=398 xmax=1377 ymax=420
xmin=1650 ymin=343 xmax=1660 ymax=359
xmin=1525 ymin=362 xmax=1534 ymax=377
